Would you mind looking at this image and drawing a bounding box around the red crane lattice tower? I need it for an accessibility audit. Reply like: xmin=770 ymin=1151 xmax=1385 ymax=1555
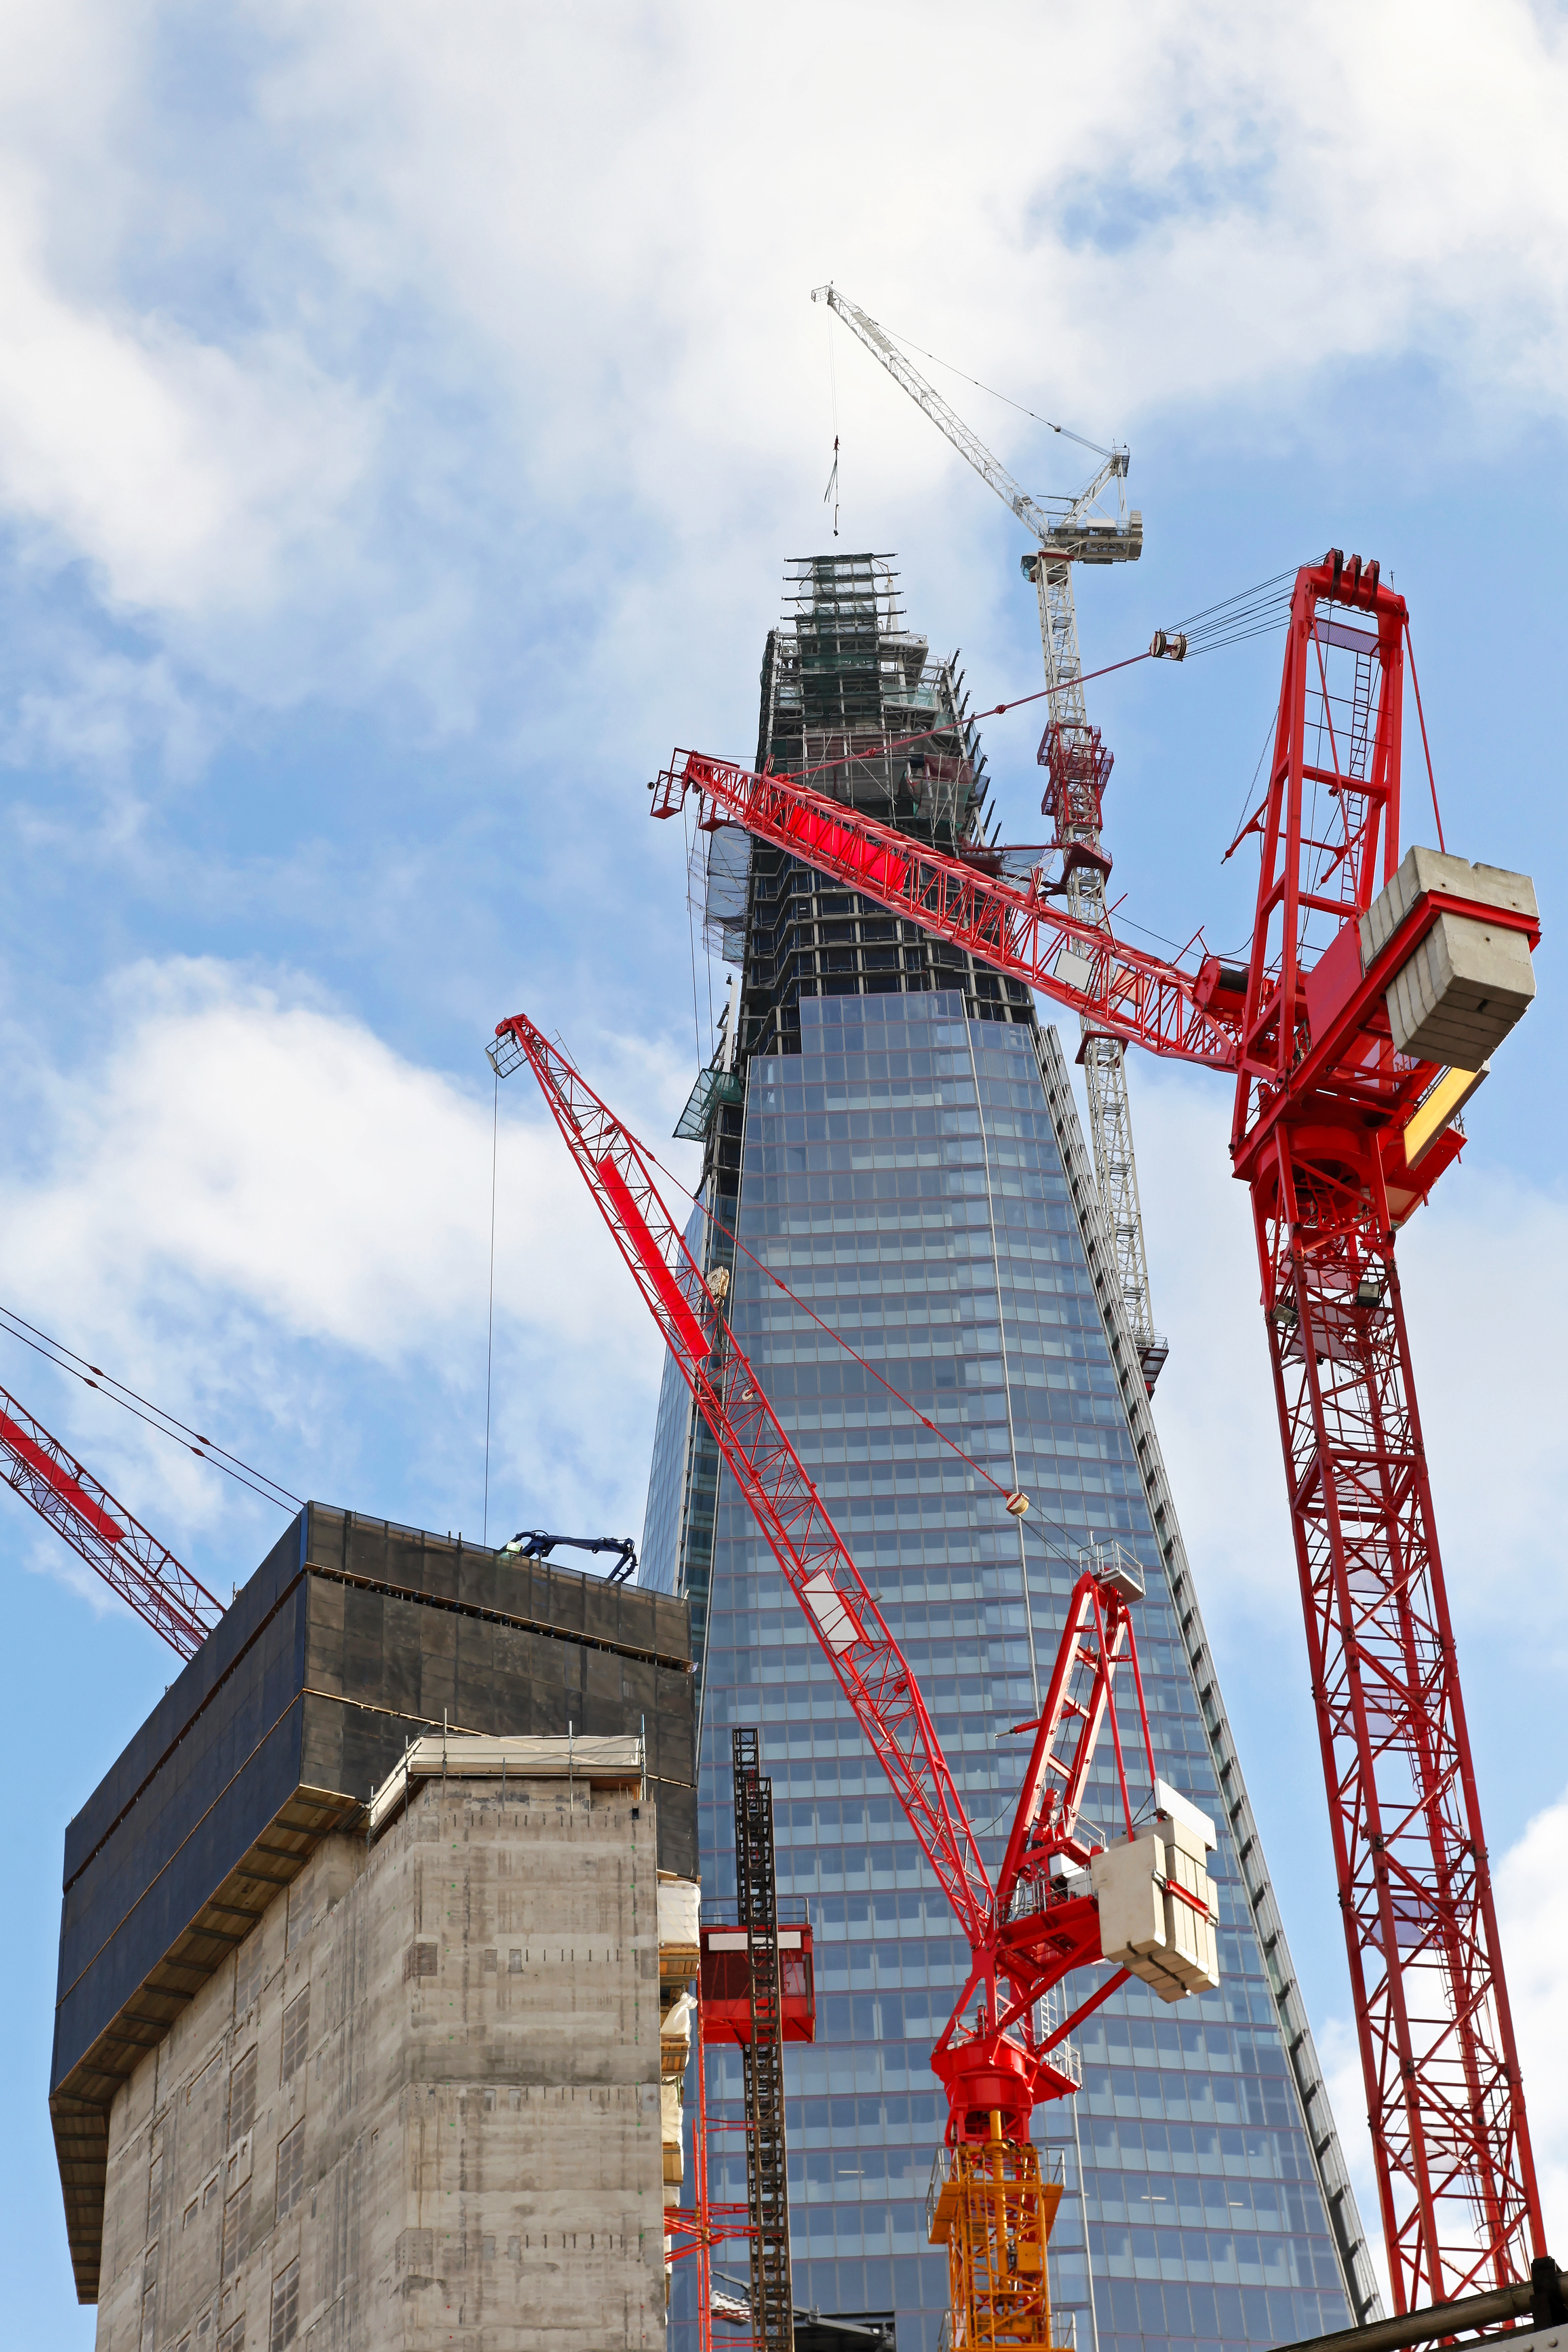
xmin=648 ymin=551 xmax=1544 ymax=2308
xmin=1236 ymin=575 xmax=1540 ymax=2307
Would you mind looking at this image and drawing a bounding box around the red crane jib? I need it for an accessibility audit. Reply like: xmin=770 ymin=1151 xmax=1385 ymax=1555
xmin=0 ymin=1402 xmax=125 ymax=1545
xmin=648 ymin=551 xmax=1547 ymax=2305
xmin=491 ymin=1009 xmax=1159 ymax=2149
xmin=654 ymin=748 xmax=1238 ymax=1070
xmin=0 ymin=1380 xmax=224 ymax=1659
xmin=650 ymin=631 xmax=1537 ymax=1239
xmin=593 ymin=1152 xmax=711 ymax=1362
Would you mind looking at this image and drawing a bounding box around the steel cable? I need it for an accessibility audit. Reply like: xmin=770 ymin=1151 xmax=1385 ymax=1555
xmin=0 ymin=1303 xmax=301 ymax=1510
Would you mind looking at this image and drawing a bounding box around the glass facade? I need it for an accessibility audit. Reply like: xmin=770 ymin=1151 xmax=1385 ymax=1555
xmin=642 ymin=557 xmax=1371 ymax=2352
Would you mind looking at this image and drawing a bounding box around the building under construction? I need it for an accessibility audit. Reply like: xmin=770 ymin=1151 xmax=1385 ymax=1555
xmin=50 ymin=1504 xmax=699 ymax=2350
xmin=642 ymin=555 xmax=1378 ymax=2352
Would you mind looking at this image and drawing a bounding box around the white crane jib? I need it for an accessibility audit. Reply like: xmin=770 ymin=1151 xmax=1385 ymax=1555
xmin=810 ymin=284 xmax=1141 ymax=562
xmin=808 ymin=283 xmax=1166 ymax=1390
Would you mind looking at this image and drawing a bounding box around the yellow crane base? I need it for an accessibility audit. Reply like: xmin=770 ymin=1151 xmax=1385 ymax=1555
xmin=927 ymin=2116 xmax=1066 ymax=2350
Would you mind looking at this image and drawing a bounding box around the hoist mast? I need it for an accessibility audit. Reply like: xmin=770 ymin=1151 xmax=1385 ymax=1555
xmin=810 ymin=285 xmax=1162 ymax=1386
xmin=650 ymin=552 xmax=1547 ymax=2309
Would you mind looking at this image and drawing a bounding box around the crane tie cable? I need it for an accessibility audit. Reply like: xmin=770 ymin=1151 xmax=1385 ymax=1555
xmin=1163 ymin=569 xmax=1297 ymax=657
xmin=687 ymin=583 xmax=1316 ymax=816
xmin=869 ymin=317 xmax=1113 ymax=459
xmin=0 ymin=1302 xmax=302 ymax=1509
xmin=688 ymin=649 xmax=1156 ymax=815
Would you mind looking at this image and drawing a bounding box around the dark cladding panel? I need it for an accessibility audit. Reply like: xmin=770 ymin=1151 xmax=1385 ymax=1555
xmin=645 ymin=1662 xmax=697 ymax=1816
xmin=54 ymin=1688 xmax=307 ymax=2092
xmin=651 ymin=1777 xmax=697 ymax=1879
xmin=582 ymin=1643 xmax=625 ymax=1719
xmin=651 ymin=1593 xmax=689 ymax=1663
xmin=620 ymin=1654 xmax=659 ymax=1722
xmin=299 ymin=1687 xmax=347 ymax=1793
xmin=61 ymin=1508 xmax=307 ymax=1886
xmin=55 ymin=1569 xmax=313 ymax=2045
xmin=304 ymin=1570 xmax=345 ymax=1694
xmin=378 ymin=1593 xmax=424 ymax=1714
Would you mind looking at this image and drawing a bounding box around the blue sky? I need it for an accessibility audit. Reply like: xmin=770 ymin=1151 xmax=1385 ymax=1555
xmin=4 ymin=3 xmax=1566 ymax=2335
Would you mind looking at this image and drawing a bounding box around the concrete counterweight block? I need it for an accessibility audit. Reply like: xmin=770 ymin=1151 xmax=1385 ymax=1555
xmin=1090 ymin=1818 xmax=1221 ymax=2004
xmin=1091 ymin=1834 xmax=1185 ymax=2004
xmin=1160 ymin=1814 xmax=1221 ymax=1996
xmin=1361 ymin=847 xmax=1538 ymax=1072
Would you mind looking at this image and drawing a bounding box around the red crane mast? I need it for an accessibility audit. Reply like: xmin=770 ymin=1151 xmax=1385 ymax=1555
xmin=649 ymin=553 xmax=1544 ymax=2309
xmin=0 ymin=1381 xmax=224 ymax=1657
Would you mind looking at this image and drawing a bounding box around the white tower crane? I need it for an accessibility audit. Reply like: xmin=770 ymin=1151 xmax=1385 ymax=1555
xmin=810 ymin=284 xmax=1166 ymax=1389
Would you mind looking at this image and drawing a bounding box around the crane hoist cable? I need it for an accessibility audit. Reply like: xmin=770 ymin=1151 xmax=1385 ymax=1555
xmin=621 ymin=1123 xmax=1103 ymax=1574
xmin=864 ymin=311 xmax=1113 ymax=458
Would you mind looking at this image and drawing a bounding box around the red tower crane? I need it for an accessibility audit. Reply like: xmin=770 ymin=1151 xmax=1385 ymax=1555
xmin=490 ymin=1006 xmax=1221 ymax=2350
xmin=0 ymin=1380 xmax=224 ymax=1657
xmin=647 ymin=553 xmax=1544 ymax=2311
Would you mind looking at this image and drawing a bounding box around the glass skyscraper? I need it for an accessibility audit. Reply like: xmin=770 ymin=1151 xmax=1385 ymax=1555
xmin=643 ymin=558 xmax=1378 ymax=2352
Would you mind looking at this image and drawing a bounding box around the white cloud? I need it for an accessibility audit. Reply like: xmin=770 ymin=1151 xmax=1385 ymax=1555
xmin=1494 ymin=1784 xmax=1568 ymax=2231
xmin=0 ymin=958 xmax=700 ymax=1594
xmin=4 ymin=636 xmax=213 ymax=792
xmin=0 ymin=0 xmax=1564 ymax=745
xmin=0 ymin=172 xmax=375 ymax=621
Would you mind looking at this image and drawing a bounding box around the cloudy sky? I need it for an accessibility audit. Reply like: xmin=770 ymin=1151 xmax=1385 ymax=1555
xmin=3 ymin=3 xmax=1565 ymax=2334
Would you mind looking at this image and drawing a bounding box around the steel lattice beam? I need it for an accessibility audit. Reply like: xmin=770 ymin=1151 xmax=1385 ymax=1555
xmin=1259 ymin=1120 xmax=1540 ymax=2303
xmin=0 ymin=1382 xmax=223 ymax=1658
xmin=653 ymin=748 xmax=1240 ymax=1068
xmin=1237 ymin=559 xmax=1542 ymax=2300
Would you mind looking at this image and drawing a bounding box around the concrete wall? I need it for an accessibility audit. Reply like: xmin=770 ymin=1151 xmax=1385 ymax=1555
xmin=94 ymin=1776 xmax=667 ymax=2352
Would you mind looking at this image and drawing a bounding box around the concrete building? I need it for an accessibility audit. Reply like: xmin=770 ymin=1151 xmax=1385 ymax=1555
xmin=51 ymin=1506 xmax=699 ymax=2350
